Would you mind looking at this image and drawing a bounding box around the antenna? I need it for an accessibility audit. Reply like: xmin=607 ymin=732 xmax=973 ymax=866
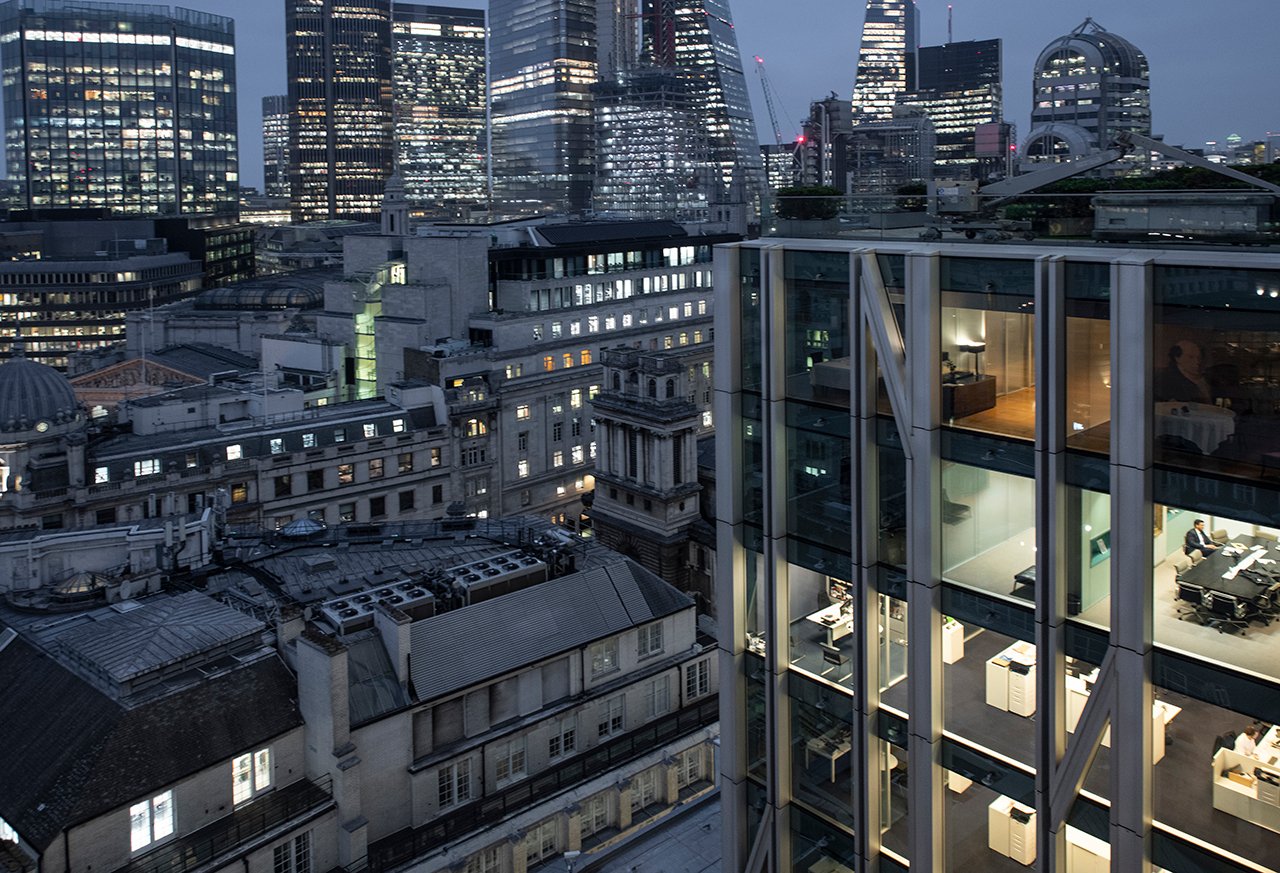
xmin=947 ymin=4 xmax=953 ymax=44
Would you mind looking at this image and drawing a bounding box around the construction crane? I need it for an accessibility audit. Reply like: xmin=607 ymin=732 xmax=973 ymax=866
xmin=753 ymin=55 xmax=786 ymax=149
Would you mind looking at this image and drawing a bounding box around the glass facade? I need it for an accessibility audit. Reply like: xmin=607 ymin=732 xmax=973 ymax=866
xmin=489 ymin=0 xmax=597 ymax=217
xmin=392 ymin=4 xmax=486 ymax=218
xmin=850 ymin=0 xmax=918 ymax=125
xmin=261 ymin=94 xmax=289 ymax=198
xmin=716 ymin=238 xmax=1280 ymax=872
xmin=286 ymin=0 xmax=393 ymax=222
xmin=0 ymin=0 xmax=238 ymax=215
xmin=901 ymin=39 xmax=1002 ymax=180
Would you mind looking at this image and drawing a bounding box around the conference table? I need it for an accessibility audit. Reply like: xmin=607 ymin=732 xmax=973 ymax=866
xmin=1181 ymin=534 xmax=1280 ymax=615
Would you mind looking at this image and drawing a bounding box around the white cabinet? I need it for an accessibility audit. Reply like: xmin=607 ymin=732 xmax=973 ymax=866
xmin=988 ymin=795 xmax=1036 ymax=866
xmin=986 ymin=642 xmax=1036 ymax=716
xmin=942 ymin=620 xmax=964 ymax=664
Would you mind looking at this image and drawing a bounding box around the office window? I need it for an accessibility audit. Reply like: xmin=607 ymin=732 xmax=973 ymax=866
xmin=548 ymin=715 xmax=577 ymax=759
xmin=370 ymin=495 xmax=386 ymax=517
xmin=494 ymin=737 xmax=526 ymax=783
xmin=437 ymin=757 xmax=471 ymax=809
xmin=133 ymin=459 xmax=160 ymax=477
xmin=551 ymin=321 xmax=563 ymax=338
xmin=465 ymin=476 xmax=488 ymax=496
xmin=590 ymin=638 xmax=619 ymax=677
xmin=516 ymin=405 xmax=531 ymax=421
xmin=698 ymin=299 xmax=707 ymax=315
xmin=232 ymin=747 xmax=271 ymax=805
xmin=398 ymin=453 xmax=414 ymax=473
xmin=464 ymin=846 xmax=500 ymax=873
xmin=337 ymin=463 xmax=354 ymax=485
xmin=686 ymin=659 xmax=710 ymax=699
xmin=368 ymin=458 xmax=384 ymax=479
xmin=392 ymin=418 xmax=406 ymax=433
xmin=570 ymin=319 xmax=581 ymax=336
xmin=302 ymin=432 xmax=317 ymax=449
xmin=226 ymin=444 xmax=243 ymax=461
xmin=270 ymin=438 xmax=284 ymax=455
xmin=363 ymin=423 xmax=378 ymax=439
xmin=570 ymin=388 xmax=583 ymax=408
xmin=644 ymin=675 xmax=670 ymax=720
xmin=581 ymin=349 xmax=592 ymax=365
xmin=231 ymin=483 xmax=249 ymax=504
xmin=553 ymin=450 xmax=564 ymax=468
xmin=185 ymin=452 xmax=199 ymax=469
xmin=694 ymin=330 xmax=703 ymax=344
xmin=518 ymin=431 xmax=529 ymax=451
xmin=562 ymin=353 xmax=573 ymax=369
xmin=590 ymin=441 xmax=598 ymax=459
xmin=702 ymin=411 xmax=713 ymax=428
xmin=553 ymin=421 xmax=563 ymax=442
xmin=307 ymin=470 xmax=324 ymax=492
xmin=571 ymin=418 xmax=582 ymax=437
xmin=638 ymin=622 xmax=663 ymax=658
xmin=517 ymin=460 xmax=530 ymax=478
xmin=465 ymin=418 xmax=487 ymax=437
xmin=552 ymin=398 xmax=564 ymax=414
xmin=399 ymin=490 xmax=415 ymax=512
xmin=588 ymin=315 xmax=599 ymax=333
xmin=272 ymin=832 xmax=310 ymax=873
xmin=571 ymin=445 xmax=584 ymax=464
xmin=430 ymin=448 xmax=442 ymax=467
xmin=505 ymin=363 xmax=523 ymax=380
xmin=664 ymin=336 xmax=674 ymax=350
xmin=543 ymin=355 xmax=555 ymax=372
xmin=129 ymin=790 xmax=174 ymax=852
xmin=339 ymin=503 xmax=355 ymax=522
xmin=333 ymin=428 xmax=346 ymax=443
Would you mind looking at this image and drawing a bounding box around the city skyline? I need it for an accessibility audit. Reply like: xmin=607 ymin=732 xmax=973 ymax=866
xmin=2 ymin=0 xmax=1274 ymax=192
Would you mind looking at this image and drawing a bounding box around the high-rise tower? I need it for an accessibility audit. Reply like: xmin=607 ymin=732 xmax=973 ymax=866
xmin=851 ymin=0 xmax=919 ymax=124
xmin=262 ymin=95 xmax=290 ymax=199
xmin=286 ymin=0 xmax=394 ymax=222
xmin=0 ymin=0 xmax=238 ymax=215
xmin=901 ymin=38 xmax=1002 ymax=179
xmin=1022 ymin=18 xmax=1150 ymax=165
xmin=489 ymin=0 xmax=598 ymax=216
xmin=392 ymin=4 xmax=487 ymax=218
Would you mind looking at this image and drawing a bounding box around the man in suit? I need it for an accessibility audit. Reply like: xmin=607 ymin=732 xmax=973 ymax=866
xmin=1185 ymin=519 xmax=1222 ymax=556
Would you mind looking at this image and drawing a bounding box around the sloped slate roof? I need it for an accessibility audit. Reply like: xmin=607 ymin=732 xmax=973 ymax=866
xmin=533 ymin=221 xmax=688 ymax=247
xmin=409 ymin=559 xmax=692 ymax=705
xmin=0 ymin=635 xmax=301 ymax=851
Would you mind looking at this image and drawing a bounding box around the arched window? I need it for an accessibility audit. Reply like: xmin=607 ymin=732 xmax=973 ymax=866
xmin=666 ymin=378 xmax=676 ymax=399
xmin=648 ymin=379 xmax=657 ymax=398
xmin=612 ymin=372 xmax=621 ymax=391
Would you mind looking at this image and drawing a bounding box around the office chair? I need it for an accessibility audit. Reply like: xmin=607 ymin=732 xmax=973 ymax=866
xmin=1190 ymin=549 xmax=1206 ymax=566
xmin=1211 ymin=528 xmax=1228 ymax=543
xmin=1256 ymin=530 xmax=1279 ymax=544
xmin=1174 ymin=580 xmax=1210 ymax=624
xmin=1206 ymin=592 xmax=1249 ymax=634
xmin=1171 ymin=553 xmax=1193 ymax=576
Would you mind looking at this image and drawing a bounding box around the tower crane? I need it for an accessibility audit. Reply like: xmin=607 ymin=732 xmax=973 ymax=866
xmin=753 ymin=55 xmax=786 ymax=149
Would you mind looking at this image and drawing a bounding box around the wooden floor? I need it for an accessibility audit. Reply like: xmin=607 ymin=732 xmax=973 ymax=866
xmin=952 ymin=387 xmax=1036 ymax=441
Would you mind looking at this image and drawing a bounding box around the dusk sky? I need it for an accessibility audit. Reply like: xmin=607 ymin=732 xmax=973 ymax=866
xmin=172 ymin=0 xmax=1279 ymax=189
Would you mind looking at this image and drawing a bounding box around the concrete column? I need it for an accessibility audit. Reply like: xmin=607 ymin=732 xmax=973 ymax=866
xmin=904 ymin=250 xmax=944 ymax=872
xmin=1109 ymin=259 xmax=1155 ymax=872
xmin=617 ymin=780 xmax=634 ymax=830
xmin=565 ymin=804 xmax=583 ymax=852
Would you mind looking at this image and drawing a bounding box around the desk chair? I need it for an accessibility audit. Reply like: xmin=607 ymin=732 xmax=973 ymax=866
xmin=1190 ymin=549 xmax=1206 ymax=566
xmin=1211 ymin=528 xmax=1229 ymax=543
xmin=1256 ymin=530 xmax=1278 ymax=544
xmin=1206 ymin=592 xmax=1249 ymax=634
xmin=1175 ymin=580 xmax=1210 ymax=624
xmin=1171 ymin=553 xmax=1193 ymax=576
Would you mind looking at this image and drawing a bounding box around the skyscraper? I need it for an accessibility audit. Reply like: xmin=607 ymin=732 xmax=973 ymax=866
xmin=0 ymin=0 xmax=238 ymax=215
xmin=1022 ymin=18 xmax=1150 ymax=165
xmin=902 ymin=38 xmax=1002 ymax=179
xmin=262 ymin=95 xmax=290 ymax=198
xmin=286 ymin=0 xmax=394 ymax=222
xmin=392 ymin=4 xmax=487 ymax=218
xmin=489 ymin=0 xmax=597 ymax=216
xmin=850 ymin=0 xmax=918 ymax=124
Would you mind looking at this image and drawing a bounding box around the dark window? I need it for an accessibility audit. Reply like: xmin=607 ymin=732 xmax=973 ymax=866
xmin=95 ymin=508 xmax=116 ymax=525
xmin=432 ymin=484 xmax=444 ymax=504
xmin=274 ymin=475 xmax=291 ymax=498
xmin=399 ymin=490 xmax=415 ymax=512
xmin=370 ymin=496 xmax=386 ymax=517
xmin=307 ymin=470 xmax=324 ymax=492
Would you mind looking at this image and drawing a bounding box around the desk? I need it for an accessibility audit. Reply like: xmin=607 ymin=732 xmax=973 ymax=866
xmin=805 ymin=731 xmax=852 ymax=782
xmin=1154 ymin=401 xmax=1234 ymax=454
xmin=986 ymin=641 xmax=1036 ymax=717
xmin=806 ymin=603 xmax=853 ymax=646
xmin=1065 ymin=668 xmax=1182 ymax=763
xmin=1212 ymin=746 xmax=1280 ymax=834
xmin=942 ymin=374 xmax=997 ymax=420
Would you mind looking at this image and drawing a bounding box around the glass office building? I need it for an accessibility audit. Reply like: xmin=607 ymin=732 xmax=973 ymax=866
xmin=850 ymin=0 xmax=918 ymax=125
xmin=489 ymin=0 xmax=597 ymax=217
xmin=714 ymin=238 xmax=1280 ymax=872
xmin=0 ymin=0 xmax=238 ymax=215
xmin=261 ymin=94 xmax=289 ymax=199
xmin=392 ymin=4 xmax=486 ymax=218
xmin=902 ymin=39 xmax=1001 ymax=180
xmin=286 ymin=0 xmax=393 ymax=222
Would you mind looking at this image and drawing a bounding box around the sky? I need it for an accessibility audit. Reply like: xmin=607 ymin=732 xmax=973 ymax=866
xmin=139 ymin=0 xmax=1280 ymax=190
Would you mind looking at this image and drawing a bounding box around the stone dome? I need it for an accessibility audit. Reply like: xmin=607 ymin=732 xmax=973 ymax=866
xmin=0 ymin=351 xmax=81 ymax=434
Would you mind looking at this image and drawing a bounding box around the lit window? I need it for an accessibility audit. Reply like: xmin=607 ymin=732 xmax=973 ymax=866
xmin=398 ymin=453 xmax=413 ymax=473
xmin=334 ymin=428 xmax=346 ymax=443
xmin=430 ymin=448 xmax=442 ymax=467
xmin=557 ymin=484 xmax=567 ymax=496
xmin=302 ymin=432 xmax=316 ymax=448
xmin=570 ymin=320 xmax=581 ymax=336
xmin=363 ymin=423 xmax=377 ymax=439
xmin=663 ymin=336 xmax=673 ymax=349
xmin=392 ymin=418 xmax=406 ymax=433
xmin=703 ymin=411 xmax=713 ymax=427
xmin=580 ymin=349 xmax=591 ymax=365
xmin=570 ymin=388 xmax=583 ymax=408
xmin=562 ymin=353 xmax=573 ymax=369
xmin=518 ymin=460 xmax=529 ymax=478
xmin=589 ymin=384 xmax=600 ymax=399
xmin=129 ymin=790 xmax=174 ymax=852
xmin=133 ymin=458 xmax=160 ymax=477
xmin=231 ymin=483 xmax=248 ymax=504
xmin=694 ymin=330 xmax=703 ymax=344
xmin=226 ymin=444 xmax=242 ymax=461
xmin=588 ymin=315 xmax=599 ymax=333
xmin=698 ymin=299 xmax=707 ymax=315
xmin=368 ymin=458 xmax=384 ymax=479
xmin=516 ymin=405 xmax=531 ymax=421
xmin=571 ymin=445 xmax=584 ymax=464
xmin=94 ymin=466 xmax=110 ymax=484
xmin=543 ymin=355 xmax=554 ymax=372
xmin=232 ymin=748 xmax=271 ymax=805
xmin=551 ymin=321 xmax=562 ymax=338
xmin=269 ymin=438 xmax=284 ymax=454
xmin=465 ymin=418 xmax=487 ymax=437
xmin=338 ymin=464 xmax=354 ymax=485
xmin=590 ymin=638 xmax=619 ymax=677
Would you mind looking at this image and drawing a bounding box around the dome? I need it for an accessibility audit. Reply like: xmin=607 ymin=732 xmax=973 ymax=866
xmin=0 ymin=350 xmax=81 ymax=434
xmin=1034 ymin=18 xmax=1149 ymax=82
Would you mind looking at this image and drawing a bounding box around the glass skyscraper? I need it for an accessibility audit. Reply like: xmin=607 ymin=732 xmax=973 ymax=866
xmin=902 ymin=39 xmax=1002 ymax=179
xmin=714 ymin=237 xmax=1280 ymax=872
xmin=851 ymin=0 xmax=918 ymax=125
xmin=286 ymin=0 xmax=393 ymax=222
xmin=489 ymin=0 xmax=597 ymax=216
xmin=262 ymin=95 xmax=289 ymax=198
xmin=392 ymin=4 xmax=486 ymax=218
xmin=0 ymin=0 xmax=238 ymax=215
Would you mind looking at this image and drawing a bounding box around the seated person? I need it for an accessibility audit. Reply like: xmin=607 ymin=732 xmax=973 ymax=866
xmin=1185 ymin=519 xmax=1222 ymax=556
xmin=1234 ymin=725 xmax=1262 ymax=759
